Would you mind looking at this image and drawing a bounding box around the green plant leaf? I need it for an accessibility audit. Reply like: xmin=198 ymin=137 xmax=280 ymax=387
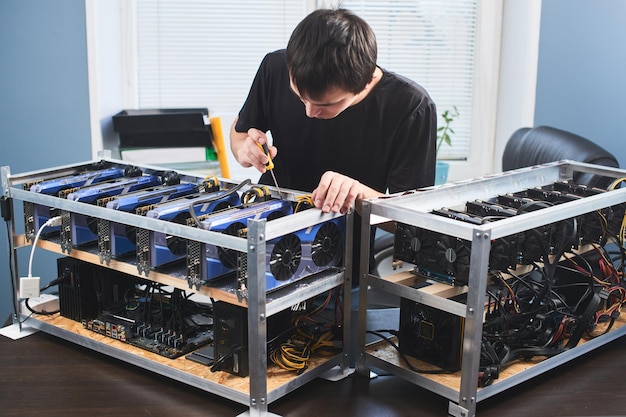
xmin=436 ymin=107 xmax=459 ymax=157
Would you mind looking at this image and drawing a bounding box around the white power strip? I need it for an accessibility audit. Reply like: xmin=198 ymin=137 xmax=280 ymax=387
xmin=20 ymin=294 xmax=60 ymax=316
xmin=20 ymin=276 xmax=40 ymax=299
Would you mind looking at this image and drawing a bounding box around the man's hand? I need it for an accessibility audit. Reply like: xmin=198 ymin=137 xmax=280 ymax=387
xmin=312 ymin=171 xmax=382 ymax=214
xmin=230 ymin=119 xmax=277 ymax=173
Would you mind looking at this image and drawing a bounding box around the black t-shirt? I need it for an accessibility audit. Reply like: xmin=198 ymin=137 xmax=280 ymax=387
xmin=235 ymin=50 xmax=437 ymax=280
xmin=235 ymin=49 xmax=437 ymax=193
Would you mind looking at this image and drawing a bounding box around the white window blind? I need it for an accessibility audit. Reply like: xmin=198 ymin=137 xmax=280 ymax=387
xmin=133 ymin=0 xmax=480 ymax=161
xmin=135 ymin=0 xmax=306 ymax=112
xmin=340 ymin=0 xmax=477 ymax=160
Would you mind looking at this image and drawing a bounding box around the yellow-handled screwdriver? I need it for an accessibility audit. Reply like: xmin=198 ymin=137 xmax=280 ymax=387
xmin=257 ymin=142 xmax=283 ymax=198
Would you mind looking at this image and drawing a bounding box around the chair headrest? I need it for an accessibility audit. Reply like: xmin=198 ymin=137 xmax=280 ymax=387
xmin=502 ymin=126 xmax=619 ymax=188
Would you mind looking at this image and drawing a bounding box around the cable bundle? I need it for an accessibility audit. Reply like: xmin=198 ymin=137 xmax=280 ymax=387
xmin=269 ymin=290 xmax=343 ymax=374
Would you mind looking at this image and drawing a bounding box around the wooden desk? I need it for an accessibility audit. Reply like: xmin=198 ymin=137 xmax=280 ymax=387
xmin=2 ymin=317 xmax=626 ymax=417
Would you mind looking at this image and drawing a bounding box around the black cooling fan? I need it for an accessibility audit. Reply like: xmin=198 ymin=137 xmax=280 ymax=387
xmin=168 ymin=199 xmax=238 ymax=256
xmin=311 ymin=221 xmax=342 ymax=266
xmin=267 ymin=210 xmax=288 ymax=221
xmin=86 ymin=216 xmax=99 ymax=235
xmin=434 ymin=235 xmax=471 ymax=281
xmin=393 ymin=223 xmax=435 ymax=266
xmin=581 ymin=204 xmax=625 ymax=243
xmin=489 ymin=236 xmax=518 ymax=272
xmin=217 ymin=221 xmax=246 ymax=268
xmin=269 ymin=233 xmax=302 ymax=281
xmin=607 ymin=203 xmax=626 ymax=238
xmin=125 ymin=224 xmax=137 ymax=244
xmin=520 ymin=226 xmax=551 ymax=264
xmin=212 ymin=200 xmax=235 ymax=213
xmin=580 ymin=211 xmax=605 ymax=244
xmin=165 ymin=212 xmax=191 ymax=256
xmin=549 ymin=218 xmax=577 ymax=254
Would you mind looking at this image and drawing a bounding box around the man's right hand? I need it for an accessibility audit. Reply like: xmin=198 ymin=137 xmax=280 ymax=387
xmin=230 ymin=119 xmax=277 ymax=173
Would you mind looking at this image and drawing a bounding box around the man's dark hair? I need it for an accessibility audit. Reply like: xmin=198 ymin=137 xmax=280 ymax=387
xmin=286 ymin=8 xmax=377 ymax=101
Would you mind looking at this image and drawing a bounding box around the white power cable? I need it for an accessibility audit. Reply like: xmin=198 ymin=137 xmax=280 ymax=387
xmin=27 ymin=215 xmax=62 ymax=278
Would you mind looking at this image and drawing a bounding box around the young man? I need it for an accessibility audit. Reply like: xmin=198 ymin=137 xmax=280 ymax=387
xmin=230 ymin=8 xmax=437 ymax=216
xmin=231 ymin=8 xmax=437 ymax=284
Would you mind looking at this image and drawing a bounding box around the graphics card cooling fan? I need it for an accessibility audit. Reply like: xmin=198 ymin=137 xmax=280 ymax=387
xmin=265 ymin=218 xmax=345 ymax=291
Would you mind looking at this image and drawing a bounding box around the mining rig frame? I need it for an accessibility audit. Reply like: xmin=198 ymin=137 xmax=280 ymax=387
xmin=1 ymin=153 xmax=353 ymax=417
xmin=356 ymin=160 xmax=626 ymax=417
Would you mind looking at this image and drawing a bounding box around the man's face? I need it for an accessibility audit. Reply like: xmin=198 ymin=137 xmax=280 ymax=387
xmin=289 ymin=78 xmax=361 ymax=119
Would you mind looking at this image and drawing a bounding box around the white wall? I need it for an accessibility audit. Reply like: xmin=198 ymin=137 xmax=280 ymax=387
xmin=492 ymin=0 xmax=542 ymax=173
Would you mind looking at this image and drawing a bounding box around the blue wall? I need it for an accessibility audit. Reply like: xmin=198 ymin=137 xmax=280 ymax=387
xmin=535 ymin=0 xmax=626 ymax=167
xmin=0 ymin=1 xmax=92 ymax=323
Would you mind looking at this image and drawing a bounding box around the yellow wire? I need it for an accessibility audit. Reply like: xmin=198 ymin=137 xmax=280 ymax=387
xmin=294 ymin=195 xmax=315 ymax=212
xmin=607 ymin=177 xmax=626 ymax=191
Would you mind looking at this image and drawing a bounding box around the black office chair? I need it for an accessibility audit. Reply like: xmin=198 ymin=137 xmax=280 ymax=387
xmin=502 ymin=125 xmax=619 ymax=188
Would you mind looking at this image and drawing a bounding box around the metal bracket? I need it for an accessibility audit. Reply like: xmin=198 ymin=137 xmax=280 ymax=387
xmin=448 ymin=402 xmax=471 ymax=417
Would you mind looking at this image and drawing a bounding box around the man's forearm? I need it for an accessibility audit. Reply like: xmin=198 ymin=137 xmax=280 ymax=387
xmin=229 ymin=117 xmax=248 ymax=165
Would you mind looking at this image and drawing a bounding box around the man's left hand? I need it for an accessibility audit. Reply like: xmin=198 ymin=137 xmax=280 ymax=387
xmin=311 ymin=171 xmax=365 ymax=214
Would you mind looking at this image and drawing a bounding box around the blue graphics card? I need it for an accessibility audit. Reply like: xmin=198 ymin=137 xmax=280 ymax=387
xmin=62 ymin=175 xmax=162 ymax=249
xmin=98 ymin=183 xmax=200 ymax=263
xmin=25 ymin=166 xmax=127 ymax=240
xmin=187 ymin=202 xmax=345 ymax=292
xmin=30 ymin=167 xmax=127 ymax=195
xmin=65 ymin=174 xmax=162 ymax=204
xmin=136 ymin=189 xmax=242 ymax=274
xmin=194 ymin=199 xmax=294 ymax=285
